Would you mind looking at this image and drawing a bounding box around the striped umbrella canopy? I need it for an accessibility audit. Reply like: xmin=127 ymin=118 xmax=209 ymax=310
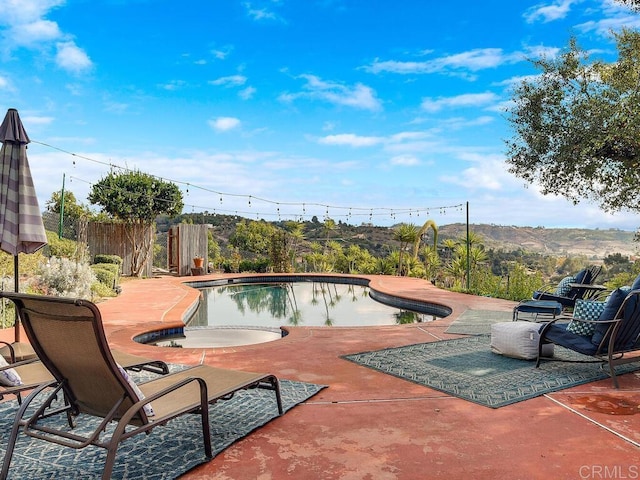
xmin=0 ymin=108 xmax=47 ymax=343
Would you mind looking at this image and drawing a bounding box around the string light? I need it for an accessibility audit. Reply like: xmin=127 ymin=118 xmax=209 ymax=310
xmin=35 ymin=140 xmax=466 ymax=224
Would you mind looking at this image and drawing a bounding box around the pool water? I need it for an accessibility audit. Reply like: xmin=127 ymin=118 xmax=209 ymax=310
xmin=153 ymin=282 xmax=434 ymax=348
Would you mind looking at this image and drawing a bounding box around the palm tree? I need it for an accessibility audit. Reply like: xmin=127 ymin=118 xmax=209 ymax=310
xmin=284 ymin=221 xmax=305 ymax=271
xmin=392 ymin=223 xmax=419 ymax=276
xmin=322 ymin=217 xmax=337 ymax=254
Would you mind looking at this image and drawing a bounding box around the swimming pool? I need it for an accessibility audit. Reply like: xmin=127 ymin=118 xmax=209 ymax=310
xmin=142 ymin=275 xmax=451 ymax=348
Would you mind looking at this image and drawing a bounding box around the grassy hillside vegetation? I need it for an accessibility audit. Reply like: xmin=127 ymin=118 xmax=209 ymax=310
xmin=157 ymin=214 xmax=639 ymax=301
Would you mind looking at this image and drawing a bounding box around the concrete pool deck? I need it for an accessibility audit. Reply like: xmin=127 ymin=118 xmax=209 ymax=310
xmin=96 ymin=273 xmax=640 ymax=479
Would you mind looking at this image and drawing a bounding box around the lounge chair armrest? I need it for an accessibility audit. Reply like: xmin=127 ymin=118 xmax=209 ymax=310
xmin=570 ymin=317 xmax=620 ymax=324
xmin=0 ymin=341 xmax=16 ymax=363
xmin=0 ymin=357 xmax=40 ymax=372
xmin=126 ymin=376 xmax=209 ymax=425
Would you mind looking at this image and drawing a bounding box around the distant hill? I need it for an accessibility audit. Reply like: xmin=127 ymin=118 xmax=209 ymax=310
xmin=436 ymin=224 xmax=638 ymax=260
xmin=163 ymin=214 xmax=639 ymax=261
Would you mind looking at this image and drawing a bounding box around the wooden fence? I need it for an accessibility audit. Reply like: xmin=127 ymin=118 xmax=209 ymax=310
xmin=86 ymin=222 xmax=154 ymax=277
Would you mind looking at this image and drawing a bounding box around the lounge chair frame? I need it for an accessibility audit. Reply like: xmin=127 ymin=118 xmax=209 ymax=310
xmin=0 ymin=292 xmax=283 ymax=480
xmin=0 ymin=340 xmax=169 ymax=404
xmin=536 ymin=289 xmax=640 ymax=388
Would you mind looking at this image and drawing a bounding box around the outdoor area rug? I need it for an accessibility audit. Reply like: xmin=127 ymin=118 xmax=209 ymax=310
xmin=444 ymin=309 xmax=513 ymax=335
xmin=0 ymin=377 xmax=325 ymax=479
xmin=343 ymin=335 xmax=640 ymax=408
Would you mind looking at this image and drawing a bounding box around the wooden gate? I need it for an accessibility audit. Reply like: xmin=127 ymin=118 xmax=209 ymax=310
xmin=167 ymin=224 xmax=209 ymax=276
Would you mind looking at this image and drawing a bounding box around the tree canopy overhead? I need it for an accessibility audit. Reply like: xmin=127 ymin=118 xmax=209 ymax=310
xmin=505 ymin=29 xmax=640 ymax=216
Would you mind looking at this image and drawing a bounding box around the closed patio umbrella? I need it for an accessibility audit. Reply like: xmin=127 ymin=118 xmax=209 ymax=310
xmin=0 ymin=108 xmax=47 ymax=352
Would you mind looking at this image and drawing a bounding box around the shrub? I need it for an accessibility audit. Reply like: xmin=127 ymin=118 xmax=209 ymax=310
xmin=91 ymin=264 xmax=117 ymax=289
xmin=44 ymin=231 xmax=78 ymax=258
xmin=91 ymin=281 xmax=118 ymax=298
xmin=94 ymin=254 xmax=123 ymax=266
xmin=38 ymin=257 xmax=96 ymax=298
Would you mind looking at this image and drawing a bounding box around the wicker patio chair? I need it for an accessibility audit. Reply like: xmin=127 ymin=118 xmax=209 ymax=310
xmin=0 ymin=292 xmax=282 ymax=480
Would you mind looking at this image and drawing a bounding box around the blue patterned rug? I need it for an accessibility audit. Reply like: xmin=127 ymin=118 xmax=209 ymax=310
xmin=343 ymin=335 xmax=640 ymax=408
xmin=0 ymin=375 xmax=325 ymax=479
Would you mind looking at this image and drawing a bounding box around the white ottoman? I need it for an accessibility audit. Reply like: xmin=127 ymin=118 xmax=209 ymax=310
xmin=490 ymin=321 xmax=554 ymax=360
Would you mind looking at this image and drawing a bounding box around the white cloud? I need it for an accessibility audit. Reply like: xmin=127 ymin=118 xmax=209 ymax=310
xmin=239 ymin=86 xmax=256 ymax=100
xmin=440 ymin=154 xmax=513 ymax=191
xmin=12 ymin=19 xmax=61 ymax=46
xmin=211 ymin=46 xmax=233 ymax=60
xmin=22 ymin=115 xmax=53 ymax=125
xmin=390 ymin=154 xmax=420 ymax=166
xmin=209 ymin=75 xmax=247 ymax=87
xmin=318 ymin=133 xmax=383 ymax=147
xmin=209 ymin=116 xmax=241 ymax=132
xmin=524 ymin=0 xmax=578 ymax=24
xmin=159 ymin=80 xmax=187 ymax=91
xmin=0 ymin=1 xmax=94 ymax=72
xmin=366 ymin=48 xmax=521 ymax=76
xmin=55 ymin=41 xmax=92 ymax=73
xmin=421 ymin=92 xmax=500 ymax=112
xmin=279 ymin=74 xmax=382 ymax=111
xmin=0 ymin=75 xmax=12 ymax=90
xmin=0 ymin=0 xmax=65 ymax=26
xmin=243 ymin=1 xmax=284 ymax=22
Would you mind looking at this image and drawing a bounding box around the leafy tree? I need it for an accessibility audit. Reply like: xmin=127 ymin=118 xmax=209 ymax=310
xmin=88 ymin=170 xmax=183 ymax=277
xmin=46 ymin=190 xmax=90 ymax=220
xmin=505 ymin=30 xmax=640 ymax=219
xmin=616 ymin=0 xmax=640 ymax=10
xmin=229 ymin=220 xmax=276 ymax=255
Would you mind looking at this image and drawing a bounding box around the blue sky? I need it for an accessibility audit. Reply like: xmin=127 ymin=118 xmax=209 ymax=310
xmin=2 ymin=0 xmax=640 ymax=230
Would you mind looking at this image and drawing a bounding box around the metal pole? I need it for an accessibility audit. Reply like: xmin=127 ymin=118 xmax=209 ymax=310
xmin=58 ymin=173 xmax=66 ymax=239
xmin=466 ymin=201 xmax=470 ymax=291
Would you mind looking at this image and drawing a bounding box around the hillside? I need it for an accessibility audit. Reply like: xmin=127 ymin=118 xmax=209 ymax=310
xmin=163 ymin=214 xmax=639 ymax=261
xmin=437 ymin=224 xmax=638 ymax=260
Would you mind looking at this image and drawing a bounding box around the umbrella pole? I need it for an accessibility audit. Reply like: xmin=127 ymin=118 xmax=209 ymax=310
xmin=13 ymin=255 xmax=19 ymax=342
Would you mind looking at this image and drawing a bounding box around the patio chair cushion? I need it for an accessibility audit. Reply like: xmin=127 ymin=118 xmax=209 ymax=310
xmin=592 ymin=287 xmax=630 ymax=346
xmin=554 ymin=276 xmax=575 ymax=296
xmin=566 ymin=299 xmax=606 ymax=336
xmin=0 ymin=355 xmax=22 ymax=387
xmin=117 ymin=364 xmax=154 ymax=417
xmin=539 ymin=322 xmax=599 ymax=356
xmin=574 ymin=269 xmax=590 ymax=284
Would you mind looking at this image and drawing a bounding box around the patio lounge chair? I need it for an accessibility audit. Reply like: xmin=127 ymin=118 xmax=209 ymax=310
xmin=531 ymin=265 xmax=603 ymax=308
xmin=0 ymin=292 xmax=283 ymax=480
xmin=536 ymin=286 xmax=640 ymax=388
xmin=0 ymin=341 xmax=169 ymax=404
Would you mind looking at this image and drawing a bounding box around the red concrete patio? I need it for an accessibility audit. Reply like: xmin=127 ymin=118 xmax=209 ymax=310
xmin=85 ymin=274 xmax=640 ymax=478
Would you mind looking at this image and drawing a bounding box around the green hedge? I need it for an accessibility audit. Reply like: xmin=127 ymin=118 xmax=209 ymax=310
xmin=91 ymin=264 xmax=117 ymax=289
xmin=94 ymin=254 xmax=123 ymax=265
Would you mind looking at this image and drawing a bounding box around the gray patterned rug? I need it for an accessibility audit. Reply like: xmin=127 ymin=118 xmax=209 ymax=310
xmin=343 ymin=335 xmax=640 ymax=408
xmin=444 ymin=309 xmax=513 ymax=335
xmin=0 ymin=376 xmax=325 ymax=479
